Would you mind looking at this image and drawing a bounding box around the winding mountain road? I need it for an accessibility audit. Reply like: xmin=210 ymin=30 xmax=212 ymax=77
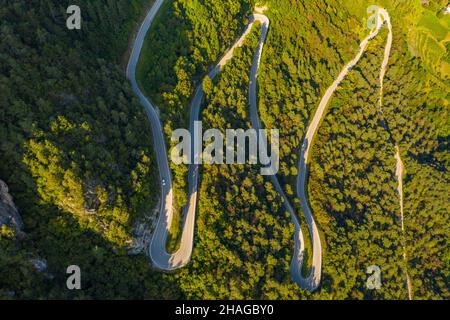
xmin=292 ymin=7 xmax=398 ymax=290
xmin=127 ymin=1 xmax=404 ymax=293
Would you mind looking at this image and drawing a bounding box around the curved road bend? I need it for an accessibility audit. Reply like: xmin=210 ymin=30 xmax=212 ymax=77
xmin=293 ymin=8 xmax=398 ymax=290
xmin=294 ymin=8 xmax=410 ymax=294
xmin=126 ymin=0 xmax=179 ymax=269
xmin=246 ymin=15 xmax=321 ymax=291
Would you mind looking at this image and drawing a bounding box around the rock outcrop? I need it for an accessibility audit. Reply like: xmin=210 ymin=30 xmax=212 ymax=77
xmin=0 ymin=179 xmax=23 ymax=231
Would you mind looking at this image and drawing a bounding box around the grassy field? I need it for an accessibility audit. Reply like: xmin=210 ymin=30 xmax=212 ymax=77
xmin=342 ymin=0 xmax=450 ymax=79
xmin=418 ymin=11 xmax=448 ymax=41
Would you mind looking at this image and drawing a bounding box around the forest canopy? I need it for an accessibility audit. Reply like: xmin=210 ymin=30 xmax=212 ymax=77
xmin=0 ymin=0 xmax=448 ymax=300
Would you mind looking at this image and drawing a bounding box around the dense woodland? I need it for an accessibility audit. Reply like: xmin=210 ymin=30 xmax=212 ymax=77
xmin=257 ymin=0 xmax=449 ymax=299
xmin=0 ymin=0 xmax=179 ymax=299
xmin=0 ymin=0 xmax=448 ymax=299
xmin=308 ymin=30 xmax=407 ymax=299
xmin=381 ymin=1 xmax=449 ymax=298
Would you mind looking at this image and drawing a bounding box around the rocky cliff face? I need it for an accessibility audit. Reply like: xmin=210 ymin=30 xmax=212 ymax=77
xmin=0 ymin=179 xmax=23 ymax=231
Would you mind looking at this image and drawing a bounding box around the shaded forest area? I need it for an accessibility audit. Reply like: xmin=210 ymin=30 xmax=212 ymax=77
xmin=0 ymin=0 xmax=180 ymax=299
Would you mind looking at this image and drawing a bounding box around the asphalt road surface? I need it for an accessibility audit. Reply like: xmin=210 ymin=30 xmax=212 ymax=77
xmin=128 ymin=1 xmax=398 ymax=292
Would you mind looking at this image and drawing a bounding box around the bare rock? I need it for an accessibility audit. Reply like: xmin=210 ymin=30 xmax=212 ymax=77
xmin=0 ymin=179 xmax=23 ymax=231
xmin=30 ymin=258 xmax=48 ymax=273
xmin=128 ymin=200 xmax=159 ymax=255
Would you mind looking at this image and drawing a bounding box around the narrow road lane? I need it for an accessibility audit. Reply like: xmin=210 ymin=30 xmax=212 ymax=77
xmin=292 ymin=8 xmax=395 ymax=290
